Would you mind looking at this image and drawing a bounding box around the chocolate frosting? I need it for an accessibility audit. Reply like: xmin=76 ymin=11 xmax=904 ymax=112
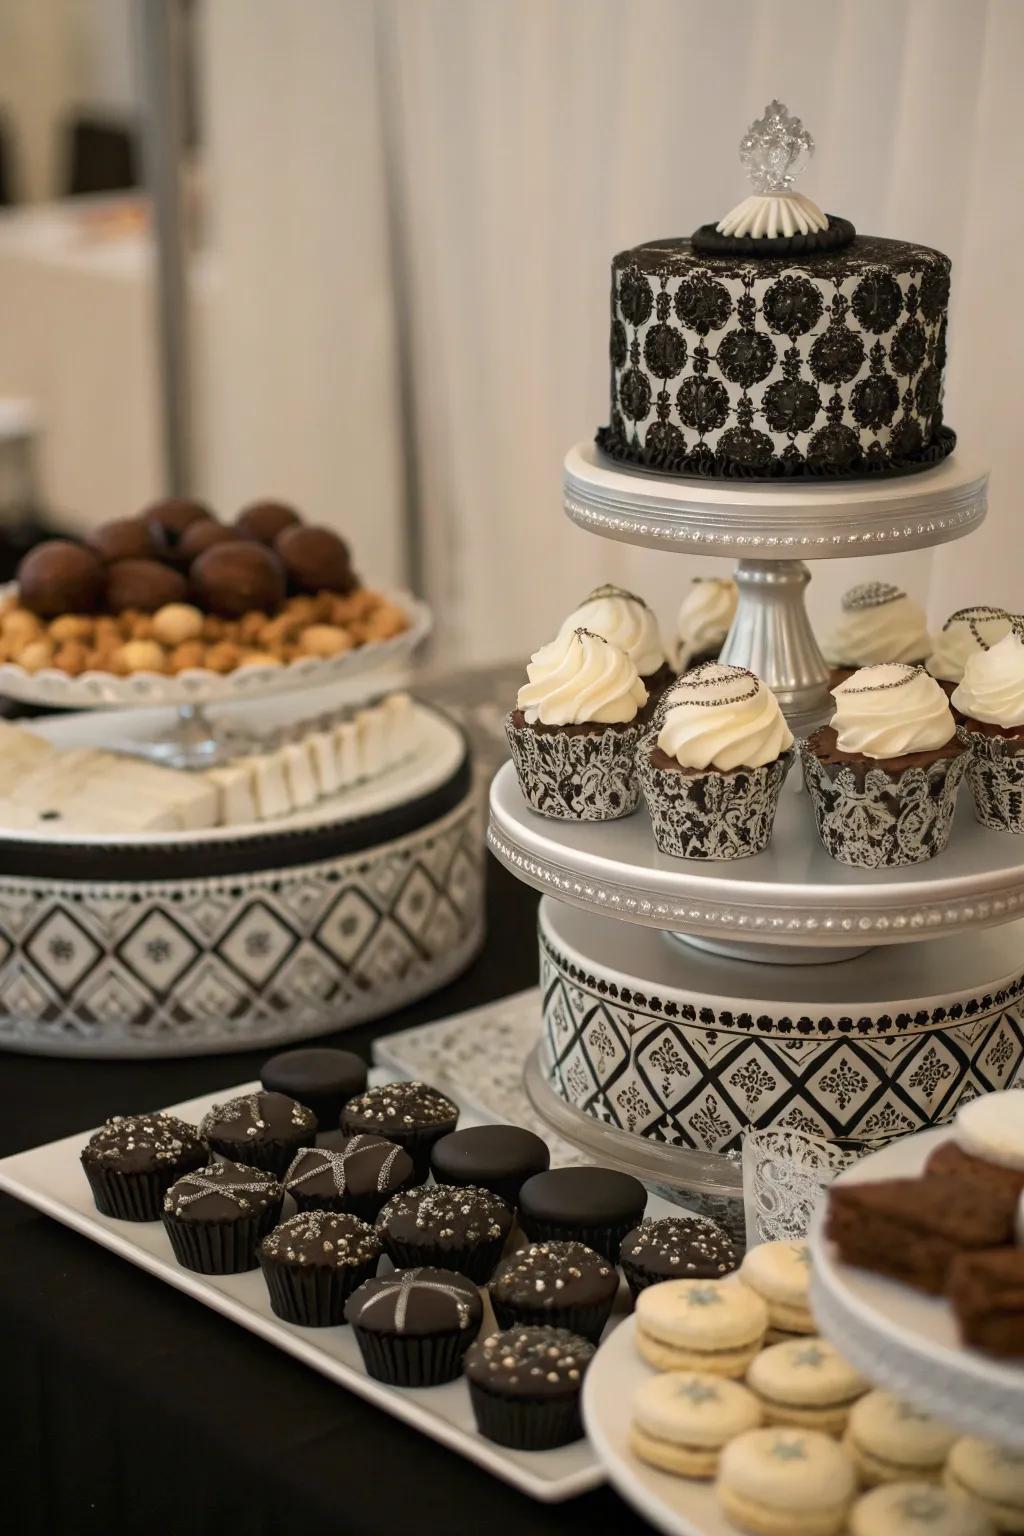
xmin=464 ymin=1327 xmax=595 ymax=1397
xmin=429 ymin=1126 xmax=549 ymax=1188
xmin=260 ymin=1209 xmax=380 ymax=1269
xmin=200 ymin=1090 xmax=317 ymax=1146
xmin=375 ymin=1184 xmax=511 ymax=1249
xmin=345 ymin=1266 xmax=482 ymax=1336
xmin=490 ymin=1241 xmax=616 ymax=1310
xmin=163 ymin=1160 xmax=282 ymax=1223
xmin=518 ymin=1166 xmax=646 ymax=1228
xmin=620 ymin=1215 xmax=738 ymax=1280
xmin=807 ymin=722 xmax=966 ymax=775
xmin=284 ymin=1137 xmax=413 ymax=1201
xmin=341 ymin=1081 xmax=458 ymax=1137
xmin=261 ymin=1047 xmax=368 ymax=1123
xmin=81 ymin=1113 xmax=206 ymax=1176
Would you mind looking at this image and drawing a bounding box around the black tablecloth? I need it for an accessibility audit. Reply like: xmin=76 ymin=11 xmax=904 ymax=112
xmin=0 ymin=857 xmax=654 ymax=1536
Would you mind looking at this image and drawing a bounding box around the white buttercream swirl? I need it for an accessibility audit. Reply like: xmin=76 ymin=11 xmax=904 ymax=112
xmin=821 ymin=583 xmax=931 ymax=667
xmin=656 ymin=663 xmax=793 ymax=771
xmin=517 ymin=627 xmax=647 ymax=726
xmin=676 ymin=578 xmax=738 ymax=668
xmin=558 ymin=585 xmax=666 ymax=678
xmin=716 ymin=190 xmax=827 ymax=240
xmin=832 ymin=664 xmax=955 ymax=758
xmin=951 ymin=632 xmax=1024 ymax=728
xmin=926 ymin=607 xmax=1012 ymax=684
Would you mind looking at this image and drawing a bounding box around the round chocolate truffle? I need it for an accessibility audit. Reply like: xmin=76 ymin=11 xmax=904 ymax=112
xmin=274 ymin=524 xmax=355 ymax=595
xmin=517 ymin=1166 xmax=647 ymax=1262
xmin=190 ymin=541 xmax=287 ymax=618
xmin=178 ymin=518 xmax=239 ymax=563
xmin=87 ymin=517 xmax=159 ymax=565
xmin=236 ymin=499 xmax=301 ymax=545
xmin=105 ymin=558 xmax=188 ymax=614
xmin=429 ymin=1125 xmax=550 ymax=1208
xmin=18 ymin=540 xmax=104 ymax=618
xmin=261 ymin=1046 xmax=368 ymax=1127
xmin=143 ymin=497 xmax=211 ymax=560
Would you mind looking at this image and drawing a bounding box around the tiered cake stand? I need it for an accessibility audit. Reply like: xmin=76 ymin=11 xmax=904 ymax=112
xmin=488 ymin=443 xmax=1024 ymax=1222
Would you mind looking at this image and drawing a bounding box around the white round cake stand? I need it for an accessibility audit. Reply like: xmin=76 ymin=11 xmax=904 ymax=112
xmin=563 ymin=442 xmax=988 ymax=733
xmin=809 ymin=1128 xmax=1024 ymax=1445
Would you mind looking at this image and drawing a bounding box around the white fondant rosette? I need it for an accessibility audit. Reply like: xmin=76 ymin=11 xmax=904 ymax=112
xmin=956 ymin=727 xmax=1024 ymax=833
xmin=505 ymin=714 xmax=641 ymax=821
xmin=800 ymin=745 xmax=967 ymax=867
xmin=638 ymin=740 xmax=793 ymax=860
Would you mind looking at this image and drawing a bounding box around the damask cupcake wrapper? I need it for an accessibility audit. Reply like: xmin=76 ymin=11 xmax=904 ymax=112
xmin=637 ymin=748 xmax=793 ymax=861
xmin=505 ymin=714 xmax=641 ymax=821
xmin=958 ymin=729 xmax=1024 ymax=834
xmin=800 ymin=745 xmax=967 ymax=867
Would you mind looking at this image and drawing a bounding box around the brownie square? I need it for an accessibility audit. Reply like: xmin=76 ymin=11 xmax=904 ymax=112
xmin=825 ymin=1177 xmax=1014 ymax=1295
xmin=924 ymin=1139 xmax=1024 ymax=1206
xmin=948 ymin=1248 xmax=1024 ymax=1357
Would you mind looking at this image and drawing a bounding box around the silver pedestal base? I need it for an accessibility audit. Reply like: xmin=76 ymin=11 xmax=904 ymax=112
xmin=669 ymin=932 xmax=869 ymax=966
xmin=719 ymin=559 xmax=830 ymax=733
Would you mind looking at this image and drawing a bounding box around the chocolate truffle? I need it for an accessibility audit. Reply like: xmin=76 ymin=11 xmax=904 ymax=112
xmin=87 ymin=517 xmax=158 ymax=564
xmin=375 ymin=1183 xmax=512 ymax=1284
xmin=236 ymin=499 xmax=301 ymax=545
xmin=346 ymin=1265 xmax=483 ymax=1387
xmin=259 ymin=1209 xmax=381 ymax=1327
xmin=105 ymin=558 xmax=188 ymax=614
xmin=161 ymin=1159 xmax=283 ymax=1274
xmin=490 ymin=1240 xmax=618 ymax=1342
xmin=465 ymin=1326 xmax=596 ymax=1449
xmin=517 ymin=1166 xmax=648 ymax=1262
xmin=143 ymin=497 xmax=212 ymax=560
xmin=341 ymin=1081 xmax=459 ymax=1180
xmin=620 ymin=1215 xmax=740 ymax=1298
xmin=178 ymin=518 xmax=239 ymax=563
xmin=274 ymin=524 xmax=356 ymax=595
xmin=429 ymin=1125 xmax=550 ymax=1208
xmin=284 ymin=1136 xmax=415 ymax=1223
xmin=81 ymin=1111 xmax=207 ymax=1222
xmin=18 ymin=540 xmax=104 ymax=618
xmin=199 ymin=1090 xmax=317 ymax=1176
xmin=261 ymin=1046 xmax=368 ymax=1126
xmin=190 ymin=541 xmax=287 ymax=618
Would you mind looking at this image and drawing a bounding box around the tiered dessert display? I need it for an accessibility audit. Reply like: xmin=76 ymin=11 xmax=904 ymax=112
xmin=0 ymin=498 xmax=483 ymax=1056
xmin=487 ymin=104 xmax=1021 ymax=1233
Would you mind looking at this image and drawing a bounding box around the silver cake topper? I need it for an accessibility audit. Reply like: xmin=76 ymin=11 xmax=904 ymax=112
xmin=740 ymin=101 xmax=814 ymax=194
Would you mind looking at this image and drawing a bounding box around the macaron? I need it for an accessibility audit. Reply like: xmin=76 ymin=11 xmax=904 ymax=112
xmin=634 ymin=1278 xmax=768 ymax=1377
xmin=844 ymin=1390 xmax=958 ymax=1486
xmin=746 ymin=1336 xmax=868 ymax=1434
xmin=956 ymin=1092 xmax=1024 ymax=1173
xmin=740 ymin=1240 xmax=815 ymax=1339
xmin=630 ymin=1371 xmax=763 ymax=1479
xmin=945 ymin=1437 xmax=1024 ymax=1534
xmin=716 ymin=1426 xmax=856 ymax=1536
xmin=850 ymin=1482 xmax=996 ymax=1536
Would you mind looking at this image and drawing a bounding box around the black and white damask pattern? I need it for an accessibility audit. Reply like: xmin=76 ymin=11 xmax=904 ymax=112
xmin=0 ymin=798 xmax=483 ymax=1056
xmin=602 ymin=236 xmax=953 ymax=477
xmin=540 ymin=928 xmax=1024 ymax=1154
xmin=637 ymin=747 xmax=793 ymax=860
xmin=505 ymin=714 xmax=641 ymax=821
xmin=959 ymin=730 xmax=1024 ymax=833
xmin=801 ymin=746 xmax=967 ymax=867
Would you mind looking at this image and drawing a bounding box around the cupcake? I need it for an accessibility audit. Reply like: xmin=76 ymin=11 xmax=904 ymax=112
xmin=161 ymin=1160 xmax=283 ymax=1274
xmin=345 ymin=1265 xmax=483 ymax=1386
xmin=951 ymin=630 xmax=1024 ymax=831
xmin=558 ymin=584 xmax=674 ymax=703
xmin=637 ymin=663 xmax=794 ymax=860
xmin=505 ymin=626 xmax=647 ymax=820
xmin=340 ymin=1081 xmax=458 ymax=1181
xmin=620 ymin=1214 xmax=739 ymax=1299
xmin=259 ymin=1209 xmax=381 ymax=1326
xmin=260 ymin=1046 xmax=368 ymax=1126
xmin=464 ymin=1326 xmax=596 ymax=1449
xmin=374 ymin=1183 xmax=512 ymax=1284
xmin=428 ymin=1124 xmax=549 ymax=1209
xmin=676 ymin=577 xmax=737 ymax=671
xmin=489 ymin=1240 xmax=618 ymax=1342
xmin=802 ymin=664 xmax=967 ymax=867
xmin=517 ymin=1165 xmax=647 ymax=1262
xmin=81 ymin=1112 xmax=207 ymax=1222
xmin=927 ymin=606 xmax=1012 ymax=693
xmin=199 ymin=1090 xmax=316 ymax=1176
xmin=283 ymin=1136 xmax=415 ymax=1221
xmin=821 ymin=582 xmax=931 ymax=688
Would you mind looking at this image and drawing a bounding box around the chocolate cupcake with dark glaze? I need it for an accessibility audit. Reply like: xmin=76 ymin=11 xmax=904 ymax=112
xmin=340 ymin=1081 xmax=458 ymax=1181
xmin=428 ymin=1124 xmax=549 ymax=1209
xmin=81 ymin=1112 xmax=207 ymax=1221
xmin=200 ymin=1090 xmax=316 ymax=1176
xmin=465 ymin=1326 xmax=596 ymax=1449
xmin=283 ymin=1136 xmax=414 ymax=1222
xmin=517 ymin=1165 xmax=647 ymax=1262
xmin=620 ymin=1215 xmax=740 ymax=1299
xmin=345 ymin=1265 xmax=483 ymax=1386
xmin=490 ymin=1240 xmax=618 ymax=1341
xmin=259 ymin=1209 xmax=381 ymax=1325
xmin=261 ymin=1046 xmax=367 ymax=1127
xmin=161 ymin=1160 xmax=283 ymax=1274
xmin=375 ymin=1183 xmax=512 ymax=1284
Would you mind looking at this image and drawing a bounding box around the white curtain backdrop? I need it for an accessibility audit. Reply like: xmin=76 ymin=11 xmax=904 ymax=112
xmin=198 ymin=0 xmax=1023 ymax=666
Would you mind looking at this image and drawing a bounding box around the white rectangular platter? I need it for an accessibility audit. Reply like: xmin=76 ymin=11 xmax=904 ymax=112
xmin=0 ymin=1079 xmax=606 ymax=1503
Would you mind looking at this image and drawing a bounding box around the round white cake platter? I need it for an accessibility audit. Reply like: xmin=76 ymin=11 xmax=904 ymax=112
xmin=563 ymin=442 xmax=988 ymax=732
xmin=809 ymin=1127 xmax=1024 ymax=1445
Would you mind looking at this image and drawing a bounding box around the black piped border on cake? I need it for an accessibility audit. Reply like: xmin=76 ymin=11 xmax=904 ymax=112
xmin=692 ymin=216 xmax=856 ymax=259
xmin=595 ymin=421 xmax=956 ymax=481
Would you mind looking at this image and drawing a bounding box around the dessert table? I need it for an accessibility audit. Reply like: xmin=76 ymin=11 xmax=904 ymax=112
xmin=0 ymin=662 xmax=655 ymax=1536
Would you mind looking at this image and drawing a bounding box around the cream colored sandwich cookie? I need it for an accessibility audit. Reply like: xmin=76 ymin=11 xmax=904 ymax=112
xmin=945 ymin=1438 xmax=1024 ymax=1534
xmin=629 ymin=1370 xmax=763 ymax=1479
xmin=716 ymin=1426 xmax=856 ymax=1536
xmin=850 ymin=1481 xmax=996 ymax=1536
xmin=844 ymin=1390 xmax=958 ymax=1486
xmin=740 ymin=1241 xmax=815 ymax=1336
xmin=635 ymin=1278 xmax=768 ymax=1377
xmin=746 ymin=1336 xmax=867 ymax=1435
xmin=956 ymin=1092 xmax=1024 ymax=1173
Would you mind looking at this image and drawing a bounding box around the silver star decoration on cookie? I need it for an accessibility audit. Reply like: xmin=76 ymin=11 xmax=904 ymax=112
xmin=895 ymin=1401 xmax=936 ymax=1423
xmin=769 ymin=1436 xmax=807 ymax=1461
xmin=685 ymin=1285 xmax=724 ymax=1307
xmin=792 ymin=1246 xmax=812 ymax=1267
xmin=675 ymin=1379 xmax=720 ymax=1405
xmin=792 ymin=1344 xmax=827 ymax=1368
xmin=897 ymin=1490 xmax=946 ymax=1522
